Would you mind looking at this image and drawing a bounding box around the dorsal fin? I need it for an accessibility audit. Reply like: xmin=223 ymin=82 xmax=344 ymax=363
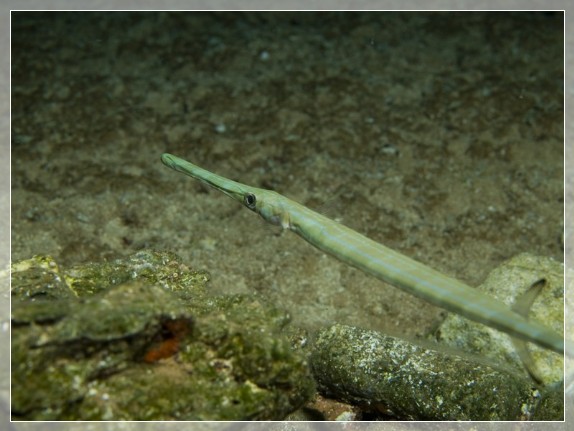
xmin=511 ymin=278 xmax=546 ymax=385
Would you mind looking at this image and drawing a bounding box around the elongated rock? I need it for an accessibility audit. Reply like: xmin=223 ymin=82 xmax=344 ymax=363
xmin=310 ymin=324 xmax=563 ymax=420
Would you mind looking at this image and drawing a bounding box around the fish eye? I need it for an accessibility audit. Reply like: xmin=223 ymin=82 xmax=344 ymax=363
xmin=244 ymin=193 xmax=256 ymax=209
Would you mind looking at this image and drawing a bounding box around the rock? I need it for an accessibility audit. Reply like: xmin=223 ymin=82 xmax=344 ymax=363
xmin=436 ymin=253 xmax=564 ymax=384
xmin=310 ymin=324 xmax=562 ymax=420
xmin=11 ymin=250 xmax=314 ymax=420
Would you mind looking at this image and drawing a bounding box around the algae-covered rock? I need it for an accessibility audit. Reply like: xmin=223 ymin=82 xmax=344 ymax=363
xmin=310 ymin=324 xmax=563 ymax=421
xmin=11 ymin=250 xmax=314 ymax=420
xmin=436 ymin=253 xmax=564 ymax=385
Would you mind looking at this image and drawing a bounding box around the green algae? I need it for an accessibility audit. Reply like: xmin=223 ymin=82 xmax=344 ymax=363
xmin=11 ymin=255 xmax=73 ymax=301
xmin=63 ymin=249 xmax=211 ymax=297
xmin=11 ymin=250 xmax=314 ymax=420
